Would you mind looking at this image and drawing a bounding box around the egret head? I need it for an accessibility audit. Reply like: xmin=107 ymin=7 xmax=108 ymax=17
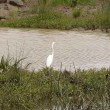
xmin=52 ymin=42 xmax=55 ymax=46
xmin=52 ymin=42 xmax=55 ymax=49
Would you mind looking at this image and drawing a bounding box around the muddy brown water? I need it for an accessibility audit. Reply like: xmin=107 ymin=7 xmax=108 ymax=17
xmin=0 ymin=28 xmax=110 ymax=71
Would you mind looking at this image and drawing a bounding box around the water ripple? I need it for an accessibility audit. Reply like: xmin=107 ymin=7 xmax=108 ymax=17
xmin=0 ymin=28 xmax=110 ymax=71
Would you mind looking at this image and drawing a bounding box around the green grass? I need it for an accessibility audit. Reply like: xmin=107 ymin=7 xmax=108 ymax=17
xmin=52 ymin=0 xmax=71 ymax=5
xmin=72 ymin=8 xmax=81 ymax=18
xmin=78 ymin=0 xmax=96 ymax=5
xmin=0 ymin=10 xmax=110 ymax=31
xmin=0 ymin=0 xmax=109 ymax=31
xmin=0 ymin=56 xmax=110 ymax=109
xmin=26 ymin=0 xmax=96 ymax=9
xmin=42 ymin=0 xmax=95 ymax=6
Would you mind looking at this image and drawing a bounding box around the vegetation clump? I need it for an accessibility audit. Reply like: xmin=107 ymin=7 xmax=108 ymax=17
xmin=72 ymin=8 xmax=81 ymax=18
xmin=0 ymin=0 xmax=110 ymax=31
xmin=0 ymin=56 xmax=110 ymax=109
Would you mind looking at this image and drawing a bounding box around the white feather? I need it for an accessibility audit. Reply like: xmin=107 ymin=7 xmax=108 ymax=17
xmin=46 ymin=42 xmax=55 ymax=67
xmin=46 ymin=55 xmax=53 ymax=67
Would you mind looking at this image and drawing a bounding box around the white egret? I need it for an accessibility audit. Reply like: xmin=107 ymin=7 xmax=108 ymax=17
xmin=46 ymin=42 xmax=55 ymax=67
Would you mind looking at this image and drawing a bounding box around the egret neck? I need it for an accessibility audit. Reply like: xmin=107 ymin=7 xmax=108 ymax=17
xmin=52 ymin=43 xmax=54 ymax=56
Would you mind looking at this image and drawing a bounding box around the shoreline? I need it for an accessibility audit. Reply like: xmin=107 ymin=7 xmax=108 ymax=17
xmin=0 ymin=27 xmax=109 ymax=34
xmin=0 ymin=0 xmax=110 ymax=33
xmin=0 ymin=10 xmax=109 ymax=33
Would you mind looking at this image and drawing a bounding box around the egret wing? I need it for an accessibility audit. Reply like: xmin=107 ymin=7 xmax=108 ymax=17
xmin=46 ymin=55 xmax=53 ymax=67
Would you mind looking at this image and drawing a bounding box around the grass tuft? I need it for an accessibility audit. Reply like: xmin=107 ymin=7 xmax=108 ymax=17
xmin=72 ymin=8 xmax=81 ymax=18
xmin=0 ymin=0 xmax=110 ymax=31
xmin=0 ymin=56 xmax=110 ymax=109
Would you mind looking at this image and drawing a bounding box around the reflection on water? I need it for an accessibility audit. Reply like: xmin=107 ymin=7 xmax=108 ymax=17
xmin=0 ymin=28 xmax=110 ymax=71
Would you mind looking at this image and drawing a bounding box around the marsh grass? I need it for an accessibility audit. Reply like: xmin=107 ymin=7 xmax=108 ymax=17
xmin=72 ymin=8 xmax=81 ymax=18
xmin=30 ymin=0 xmax=95 ymax=6
xmin=78 ymin=0 xmax=96 ymax=5
xmin=0 ymin=0 xmax=109 ymax=31
xmin=0 ymin=56 xmax=110 ymax=109
xmin=0 ymin=10 xmax=109 ymax=31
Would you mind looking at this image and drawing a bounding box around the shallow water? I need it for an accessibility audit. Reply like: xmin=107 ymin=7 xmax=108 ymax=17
xmin=0 ymin=28 xmax=110 ymax=71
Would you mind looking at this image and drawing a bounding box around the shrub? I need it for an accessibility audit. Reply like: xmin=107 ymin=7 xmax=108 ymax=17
xmin=72 ymin=8 xmax=81 ymax=18
xmin=71 ymin=0 xmax=78 ymax=7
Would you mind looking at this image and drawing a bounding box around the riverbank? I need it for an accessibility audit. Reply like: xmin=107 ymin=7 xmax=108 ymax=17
xmin=0 ymin=0 xmax=110 ymax=32
xmin=0 ymin=56 xmax=110 ymax=109
xmin=0 ymin=11 xmax=110 ymax=32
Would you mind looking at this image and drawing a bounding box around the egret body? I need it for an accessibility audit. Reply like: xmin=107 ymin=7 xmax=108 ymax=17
xmin=46 ymin=42 xmax=55 ymax=67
